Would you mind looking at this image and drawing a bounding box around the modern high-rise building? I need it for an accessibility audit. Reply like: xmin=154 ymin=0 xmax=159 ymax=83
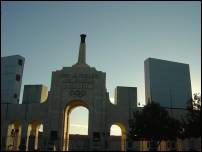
xmin=1 ymin=55 xmax=25 ymax=104
xmin=144 ymin=58 xmax=192 ymax=109
xmin=22 ymin=84 xmax=48 ymax=104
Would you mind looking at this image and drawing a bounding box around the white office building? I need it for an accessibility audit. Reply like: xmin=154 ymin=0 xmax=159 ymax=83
xmin=1 ymin=55 xmax=25 ymax=104
xmin=144 ymin=58 xmax=192 ymax=109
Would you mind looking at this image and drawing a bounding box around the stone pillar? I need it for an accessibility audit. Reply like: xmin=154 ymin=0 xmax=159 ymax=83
xmin=121 ymin=130 xmax=126 ymax=151
xmin=63 ymin=115 xmax=69 ymax=151
xmin=28 ymin=123 xmax=40 ymax=151
xmin=19 ymin=123 xmax=28 ymax=151
xmin=34 ymin=125 xmax=40 ymax=150
xmin=41 ymin=122 xmax=49 ymax=151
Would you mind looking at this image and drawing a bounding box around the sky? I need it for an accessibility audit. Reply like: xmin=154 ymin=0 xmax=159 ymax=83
xmin=1 ymin=1 xmax=201 ymax=135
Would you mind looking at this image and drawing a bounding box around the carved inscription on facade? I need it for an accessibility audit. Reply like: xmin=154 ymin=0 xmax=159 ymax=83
xmin=61 ymin=73 xmax=99 ymax=97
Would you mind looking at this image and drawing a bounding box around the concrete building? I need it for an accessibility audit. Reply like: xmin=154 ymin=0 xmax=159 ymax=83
xmin=1 ymin=55 xmax=25 ymax=104
xmin=144 ymin=58 xmax=192 ymax=109
xmin=22 ymin=85 xmax=48 ymax=104
xmin=1 ymin=34 xmax=138 ymax=151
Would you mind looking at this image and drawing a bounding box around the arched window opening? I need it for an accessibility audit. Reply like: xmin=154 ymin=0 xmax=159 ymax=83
xmin=109 ymin=123 xmax=126 ymax=151
xmin=69 ymin=106 xmax=88 ymax=135
xmin=68 ymin=106 xmax=89 ymax=151
xmin=63 ymin=101 xmax=89 ymax=151
xmin=110 ymin=125 xmax=122 ymax=136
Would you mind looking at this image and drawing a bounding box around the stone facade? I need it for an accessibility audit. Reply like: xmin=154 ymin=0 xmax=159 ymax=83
xmin=1 ymin=34 xmax=138 ymax=151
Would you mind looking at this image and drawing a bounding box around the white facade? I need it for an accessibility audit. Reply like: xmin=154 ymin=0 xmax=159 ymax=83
xmin=1 ymin=55 xmax=25 ymax=104
xmin=144 ymin=58 xmax=192 ymax=109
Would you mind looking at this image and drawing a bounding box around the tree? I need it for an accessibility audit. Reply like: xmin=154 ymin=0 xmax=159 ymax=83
xmin=193 ymin=93 xmax=201 ymax=110
xmin=182 ymin=93 xmax=201 ymax=138
xmin=129 ymin=102 xmax=181 ymax=150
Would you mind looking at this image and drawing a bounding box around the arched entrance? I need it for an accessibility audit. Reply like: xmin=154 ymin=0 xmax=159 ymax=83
xmin=109 ymin=123 xmax=126 ymax=151
xmin=6 ymin=121 xmax=22 ymax=151
xmin=63 ymin=100 xmax=89 ymax=151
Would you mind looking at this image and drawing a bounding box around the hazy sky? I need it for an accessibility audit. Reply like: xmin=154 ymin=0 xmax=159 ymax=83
xmin=1 ymin=1 xmax=201 ymax=135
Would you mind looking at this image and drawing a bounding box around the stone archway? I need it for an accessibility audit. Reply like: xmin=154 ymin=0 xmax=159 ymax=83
xmin=1 ymin=34 xmax=138 ymax=151
xmin=109 ymin=123 xmax=126 ymax=151
xmin=63 ymin=100 xmax=89 ymax=151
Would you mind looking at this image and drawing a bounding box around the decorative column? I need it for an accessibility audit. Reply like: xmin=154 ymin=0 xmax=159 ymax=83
xmin=73 ymin=34 xmax=89 ymax=67
xmin=78 ymin=34 xmax=86 ymax=65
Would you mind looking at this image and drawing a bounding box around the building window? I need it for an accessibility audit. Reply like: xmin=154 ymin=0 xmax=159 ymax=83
xmin=13 ymin=93 xmax=17 ymax=98
xmin=18 ymin=59 xmax=23 ymax=66
xmin=16 ymin=74 xmax=21 ymax=81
